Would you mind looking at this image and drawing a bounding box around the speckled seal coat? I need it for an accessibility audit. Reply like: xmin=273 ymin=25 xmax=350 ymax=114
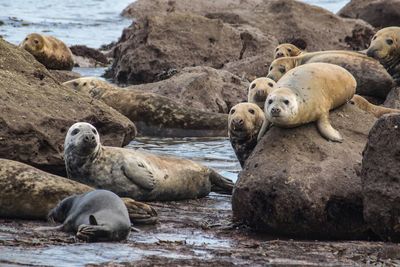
xmin=20 ymin=33 xmax=74 ymax=70
xmin=259 ymin=63 xmax=356 ymax=142
xmin=48 ymin=189 xmax=131 ymax=242
xmin=64 ymin=122 xmax=234 ymax=201
xmin=228 ymin=103 xmax=265 ymax=167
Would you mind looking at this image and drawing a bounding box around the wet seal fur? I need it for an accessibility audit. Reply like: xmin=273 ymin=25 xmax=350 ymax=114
xmin=247 ymin=77 xmax=276 ymax=109
xmin=20 ymin=33 xmax=74 ymax=70
xmin=367 ymin=27 xmax=400 ymax=84
xmin=274 ymin=43 xmax=304 ymax=59
xmin=267 ymin=50 xmax=395 ymax=99
xmin=228 ymin=103 xmax=265 ymax=167
xmin=46 ymin=190 xmax=131 ymax=242
xmin=63 ymin=77 xmax=228 ymax=137
xmin=0 ymin=159 xmax=158 ymax=224
xmin=64 ymin=122 xmax=234 ymax=201
xmin=259 ymin=63 xmax=356 ymax=142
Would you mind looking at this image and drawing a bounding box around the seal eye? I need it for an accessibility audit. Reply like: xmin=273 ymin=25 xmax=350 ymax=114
xmin=288 ymin=48 xmax=292 ymax=52
xmin=248 ymin=108 xmax=255 ymax=115
xmin=268 ymin=99 xmax=273 ymax=105
xmin=92 ymin=129 xmax=97 ymax=135
xmin=279 ymin=67 xmax=286 ymax=74
xmin=372 ymin=36 xmax=377 ymax=41
xmin=386 ymin=39 xmax=393 ymax=45
xmin=83 ymin=82 xmax=87 ymax=86
xmin=250 ymin=83 xmax=256 ymax=89
xmin=230 ymin=109 xmax=235 ymax=114
xmin=34 ymin=39 xmax=39 ymax=44
xmin=275 ymin=48 xmax=279 ymax=52
xmin=71 ymin=128 xmax=80 ymax=136
xmin=268 ymin=82 xmax=273 ymax=87
xmin=284 ymin=100 xmax=290 ymax=105
xmin=269 ymin=66 xmax=273 ymax=71
xmin=25 ymin=38 xmax=28 ymax=41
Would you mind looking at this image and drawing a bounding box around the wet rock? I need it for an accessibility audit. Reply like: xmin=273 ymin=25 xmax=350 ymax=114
xmin=384 ymin=87 xmax=400 ymax=109
xmin=0 ymin=39 xmax=136 ymax=176
xmin=126 ymin=66 xmax=249 ymax=113
xmin=109 ymin=12 xmax=275 ymax=84
xmin=48 ymin=70 xmax=81 ymax=83
xmin=122 ymin=0 xmax=374 ymax=51
xmin=361 ymin=114 xmax=400 ymax=242
xmin=232 ymin=104 xmax=377 ymax=239
xmin=70 ymin=45 xmax=109 ymax=68
xmin=338 ymin=0 xmax=400 ymax=28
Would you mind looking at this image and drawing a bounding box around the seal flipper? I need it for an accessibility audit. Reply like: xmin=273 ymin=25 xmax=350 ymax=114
xmin=317 ymin=113 xmax=343 ymax=142
xmin=122 ymin=158 xmax=156 ymax=190
xmin=76 ymin=223 xmax=113 ymax=242
xmin=257 ymin=119 xmax=271 ymax=142
xmin=209 ymin=170 xmax=234 ymax=195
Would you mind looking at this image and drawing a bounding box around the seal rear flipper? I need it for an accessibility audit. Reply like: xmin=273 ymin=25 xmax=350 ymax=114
xmin=122 ymin=158 xmax=156 ymax=190
xmin=122 ymin=198 xmax=158 ymax=225
xmin=209 ymin=170 xmax=234 ymax=195
xmin=34 ymin=224 xmax=65 ymax=232
xmin=317 ymin=113 xmax=343 ymax=142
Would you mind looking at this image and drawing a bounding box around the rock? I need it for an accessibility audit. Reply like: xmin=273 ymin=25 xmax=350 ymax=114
xmin=384 ymin=87 xmax=400 ymax=109
xmin=48 ymin=70 xmax=81 ymax=83
xmin=122 ymin=0 xmax=374 ymax=51
xmin=232 ymin=104 xmax=377 ymax=239
xmin=109 ymin=12 xmax=276 ymax=84
xmin=361 ymin=114 xmax=400 ymax=241
xmin=338 ymin=0 xmax=400 ymax=28
xmin=126 ymin=66 xmax=249 ymax=113
xmin=70 ymin=45 xmax=109 ymax=68
xmin=0 ymin=39 xmax=136 ymax=176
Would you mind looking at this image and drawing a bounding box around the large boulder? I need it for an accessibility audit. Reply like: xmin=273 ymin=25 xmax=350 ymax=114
xmin=126 ymin=66 xmax=249 ymax=113
xmin=122 ymin=0 xmax=374 ymax=51
xmin=232 ymin=104 xmax=377 ymax=239
xmin=0 ymin=39 xmax=136 ymax=176
xmin=338 ymin=0 xmax=400 ymax=28
xmin=361 ymin=114 xmax=400 ymax=242
xmin=109 ymin=12 xmax=276 ymax=84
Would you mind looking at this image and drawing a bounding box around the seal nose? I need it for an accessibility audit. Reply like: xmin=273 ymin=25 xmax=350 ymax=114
xmin=267 ymin=74 xmax=276 ymax=82
xmin=232 ymin=118 xmax=244 ymax=130
xmin=276 ymin=52 xmax=284 ymax=58
xmin=271 ymin=107 xmax=281 ymax=116
xmin=366 ymin=48 xmax=376 ymax=58
xmin=84 ymin=134 xmax=96 ymax=143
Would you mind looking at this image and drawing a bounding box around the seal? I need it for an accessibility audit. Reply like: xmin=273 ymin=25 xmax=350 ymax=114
xmin=367 ymin=27 xmax=400 ymax=84
xmin=45 ymin=189 xmax=131 ymax=242
xmin=20 ymin=33 xmax=74 ymax=70
xmin=0 ymin=158 xmax=158 ymax=224
xmin=274 ymin=43 xmax=304 ymax=59
xmin=259 ymin=63 xmax=356 ymax=142
xmin=63 ymin=77 xmax=229 ymax=137
xmin=266 ymin=50 xmax=394 ymax=99
xmin=247 ymin=77 xmax=276 ymax=109
xmin=228 ymin=103 xmax=265 ymax=167
xmin=64 ymin=122 xmax=234 ymax=201
xmin=350 ymin=95 xmax=400 ymax=118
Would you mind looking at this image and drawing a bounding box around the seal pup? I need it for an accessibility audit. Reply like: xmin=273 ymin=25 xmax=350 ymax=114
xmin=63 ymin=77 xmax=229 ymax=137
xmin=367 ymin=27 xmax=400 ymax=84
xmin=45 ymin=190 xmax=131 ymax=242
xmin=350 ymin=95 xmax=400 ymax=118
xmin=259 ymin=63 xmax=356 ymax=142
xmin=20 ymin=33 xmax=74 ymax=70
xmin=247 ymin=77 xmax=276 ymax=109
xmin=64 ymin=122 xmax=234 ymax=201
xmin=266 ymin=51 xmax=394 ymax=98
xmin=274 ymin=43 xmax=304 ymax=59
xmin=228 ymin=103 xmax=265 ymax=167
xmin=0 ymin=159 xmax=158 ymax=224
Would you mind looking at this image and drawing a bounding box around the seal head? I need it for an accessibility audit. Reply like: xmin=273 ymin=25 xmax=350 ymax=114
xmin=267 ymin=58 xmax=296 ymax=82
xmin=264 ymin=87 xmax=299 ymax=125
xmin=20 ymin=33 xmax=45 ymax=54
xmin=64 ymin=122 xmax=101 ymax=161
xmin=247 ymin=77 xmax=276 ymax=109
xmin=274 ymin=43 xmax=303 ymax=59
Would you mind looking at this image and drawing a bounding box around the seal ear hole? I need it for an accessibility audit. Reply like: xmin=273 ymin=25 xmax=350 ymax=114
xmin=248 ymin=108 xmax=255 ymax=115
xmin=284 ymin=100 xmax=290 ymax=105
xmin=230 ymin=109 xmax=236 ymax=114
xmin=71 ymin=128 xmax=80 ymax=136
xmin=268 ymin=83 xmax=274 ymax=87
xmin=386 ymin=39 xmax=393 ymax=45
xmin=251 ymin=83 xmax=256 ymax=89
xmin=268 ymin=99 xmax=273 ymax=105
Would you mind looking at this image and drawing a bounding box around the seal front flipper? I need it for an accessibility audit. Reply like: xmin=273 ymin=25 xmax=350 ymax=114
xmin=76 ymin=215 xmax=112 ymax=242
xmin=209 ymin=170 xmax=234 ymax=195
xmin=257 ymin=119 xmax=271 ymax=142
xmin=317 ymin=113 xmax=343 ymax=142
xmin=122 ymin=158 xmax=156 ymax=190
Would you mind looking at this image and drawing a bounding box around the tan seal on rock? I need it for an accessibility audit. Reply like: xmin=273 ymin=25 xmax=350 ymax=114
xmin=228 ymin=103 xmax=265 ymax=167
xmin=20 ymin=33 xmax=74 ymax=70
xmin=274 ymin=43 xmax=304 ymax=59
xmin=63 ymin=77 xmax=229 ymax=137
xmin=267 ymin=50 xmax=395 ymax=98
xmin=350 ymin=95 xmax=400 ymax=118
xmin=259 ymin=63 xmax=356 ymax=142
xmin=367 ymin=27 xmax=400 ymax=84
xmin=0 ymin=159 xmax=157 ymax=224
xmin=247 ymin=77 xmax=276 ymax=109
xmin=64 ymin=122 xmax=234 ymax=201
